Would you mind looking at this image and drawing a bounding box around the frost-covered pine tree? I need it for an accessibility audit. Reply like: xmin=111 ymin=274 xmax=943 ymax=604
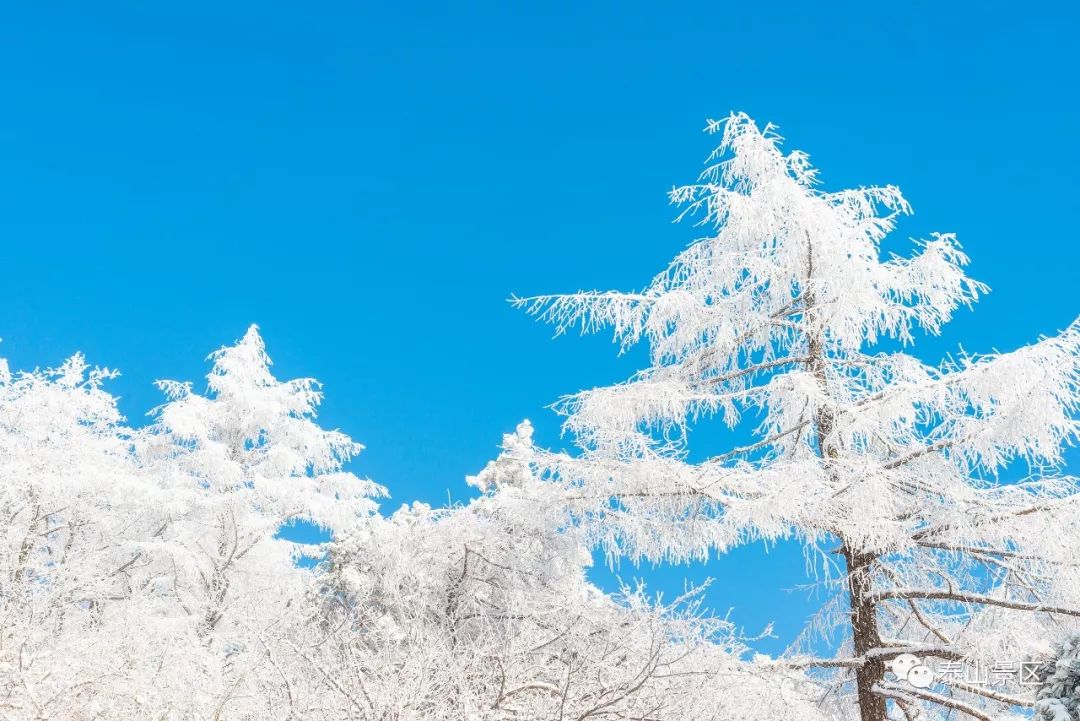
xmin=502 ymin=113 xmax=1080 ymax=721
xmin=140 ymin=325 xmax=383 ymax=718
xmin=0 ymin=329 xmax=386 ymax=720
xmin=1034 ymin=635 xmax=1080 ymax=721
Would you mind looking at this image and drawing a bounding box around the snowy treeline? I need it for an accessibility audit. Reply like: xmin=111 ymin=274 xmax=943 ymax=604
xmin=2 ymin=114 xmax=1079 ymax=721
xmin=0 ymin=328 xmax=786 ymax=720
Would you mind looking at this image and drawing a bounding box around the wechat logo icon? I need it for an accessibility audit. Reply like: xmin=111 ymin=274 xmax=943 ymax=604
xmin=891 ymin=653 xmax=934 ymax=689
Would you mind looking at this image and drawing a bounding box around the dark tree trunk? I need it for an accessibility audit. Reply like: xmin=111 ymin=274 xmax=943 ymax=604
xmin=844 ymin=546 xmax=888 ymax=721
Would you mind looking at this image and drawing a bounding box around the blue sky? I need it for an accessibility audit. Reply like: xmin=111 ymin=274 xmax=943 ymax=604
xmin=2 ymin=1 xmax=1077 ymax=654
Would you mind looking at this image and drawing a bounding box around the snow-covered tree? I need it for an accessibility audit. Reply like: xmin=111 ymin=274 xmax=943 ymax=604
xmin=0 ymin=328 xmax=388 ymax=720
xmin=1033 ymin=635 xmax=1080 ymax=721
xmin=294 ymin=421 xmax=823 ymax=721
xmin=504 ymin=113 xmax=1080 ymax=721
xmin=0 ymin=352 xmax=176 ymax=720
xmin=139 ymin=325 xmax=384 ymax=718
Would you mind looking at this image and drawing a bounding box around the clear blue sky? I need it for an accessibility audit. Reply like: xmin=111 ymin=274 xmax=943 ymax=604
xmin=2 ymin=1 xmax=1077 ymax=654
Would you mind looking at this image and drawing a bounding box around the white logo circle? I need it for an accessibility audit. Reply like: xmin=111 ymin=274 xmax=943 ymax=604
xmin=891 ymin=653 xmax=921 ymax=681
xmin=907 ymin=664 xmax=934 ymax=689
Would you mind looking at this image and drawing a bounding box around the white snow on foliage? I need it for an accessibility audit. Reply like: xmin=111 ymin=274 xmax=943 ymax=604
xmin=1 ymin=114 xmax=1078 ymax=721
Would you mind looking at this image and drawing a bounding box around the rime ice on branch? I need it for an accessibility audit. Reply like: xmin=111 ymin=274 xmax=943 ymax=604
xmin=507 ymin=113 xmax=1080 ymax=721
